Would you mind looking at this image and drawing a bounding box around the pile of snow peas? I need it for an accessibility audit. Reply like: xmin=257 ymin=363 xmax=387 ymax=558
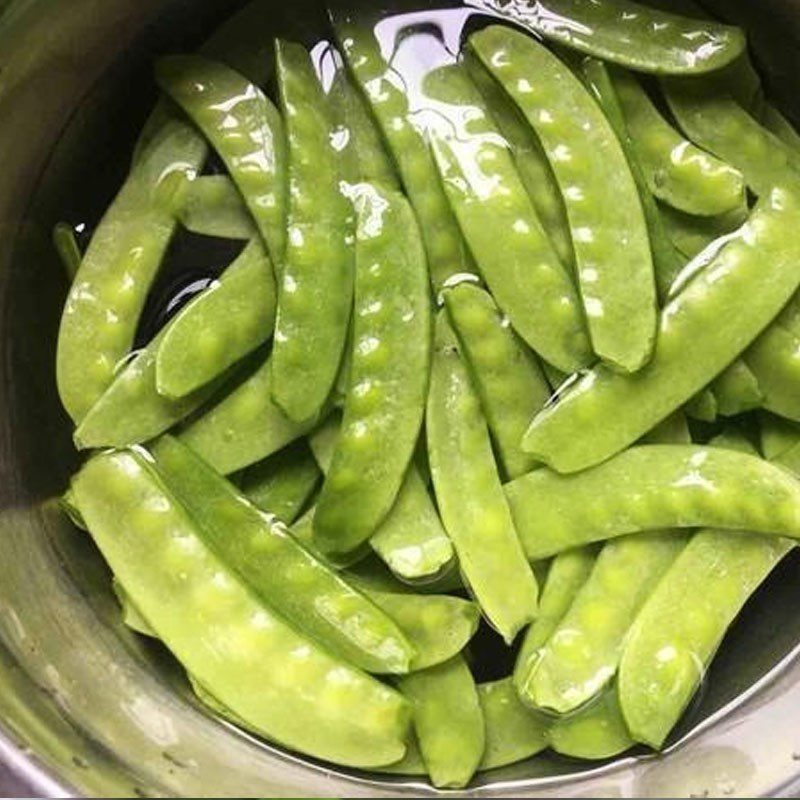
xmin=54 ymin=0 xmax=800 ymax=788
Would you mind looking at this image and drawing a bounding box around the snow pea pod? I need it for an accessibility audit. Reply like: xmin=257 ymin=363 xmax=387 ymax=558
xmin=712 ymin=359 xmax=763 ymax=417
xmin=56 ymin=109 xmax=207 ymax=422
xmin=151 ymin=435 xmax=415 ymax=674
xmin=155 ymin=55 xmax=287 ymax=265
xmin=397 ymin=655 xmax=485 ymax=789
xmin=465 ymin=0 xmax=745 ymax=75
xmin=612 ymin=70 xmax=745 ymax=216
xmin=444 ymin=283 xmax=549 ymax=480
xmin=763 ymin=105 xmax=800 ymax=154
xmin=522 ymin=186 xmax=800 ymax=473
xmin=174 ymin=175 xmax=256 ymax=240
xmin=506 ymin=444 xmax=800 ymax=559
xmin=238 ymin=440 xmax=320 ymax=524
xmin=659 ymin=202 xmax=748 ymax=262
xmin=72 ymin=449 xmax=411 ymax=767
xmin=52 ymin=222 xmax=81 ymax=281
xmin=270 ymin=39 xmax=354 ymax=423
xmin=760 ymin=413 xmax=800 ymax=462
xmin=745 ymin=324 xmax=800 ymax=423
xmin=314 ymin=184 xmax=430 ymax=558
xmin=427 ymin=312 xmax=538 ymax=642
xmin=470 ymin=27 xmax=657 ymax=373
xmin=155 ymin=239 xmax=276 ymax=398
xmin=684 ymin=387 xmax=717 ymax=423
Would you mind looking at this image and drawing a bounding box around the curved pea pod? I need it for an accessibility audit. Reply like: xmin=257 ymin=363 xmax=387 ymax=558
xmin=506 ymin=444 xmax=800 ymax=560
xmin=427 ymin=313 xmax=538 ymax=642
xmin=155 ymin=239 xmax=276 ymax=399
xmin=313 ymin=184 xmax=430 ymax=557
xmin=238 ymin=440 xmax=320 ymax=524
xmin=619 ymin=530 xmax=793 ymax=749
xmin=52 ymin=222 xmax=81 ymax=281
xmin=397 ymin=656 xmax=485 ymax=789
xmin=470 ymin=28 xmax=657 ymax=373
xmin=174 ymin=175 xmax=256 ymax=240
xmin=466 ymin=0 xmax=745 ymax=75
xmin=522 ymin=186 xmax=800 ymax=473
xmin=612 ymin=70 xmax=745 ymax=216
xmin=464 ymin=52 xmax=574 ymax=272
xmin=334 ymin=20 xmax=473 ymax=292
xmin=711 ymin=359 xmax=763 ymax=417
xmin=178 ymin=351 xmax=322 ymax=475
xmin=56 ymin=109 xmax=207 ymax=422
xmin=151 ymin=435 xmax=414 ymax=674
xmin=155 ymin=55 xmax=287 ymax=265
xmin=744 ymin=324 xmax=800 ymax=423
xmin=71 ymin=449 xmax=411 ymax=767
xmin=444 ymin=283 xmax=549 ymax=480
xmin=658 ymin=202 xmax=748 ymax=262
xmin=270 ymin=40 xmax=354 ymax=423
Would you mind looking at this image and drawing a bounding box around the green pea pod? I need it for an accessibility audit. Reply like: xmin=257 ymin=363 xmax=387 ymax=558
xmin=427 ymin=312 xmax=538 ymax=642
xmin=684 ymin=387 xmax=717 ymax=423
xmin=760 ymin=412 xmax=800 ymax=461
xmin=238 ymin=440 xmax=321 ymax=524
xmin=444 ymin=283 xmax=550 ymax=480
xmin=52 ymin=222 xmax=81 ymax=281
xmin=464 ymin=52 xmax=574 ymax=271
xmin=506 ymin=444 xmax=800 ymax=560
xmin=270 ymin=40 xmax=354 ymax=423
xmin=776 ymin=291 xmax=800 ymax=339
xmin=57 ymin=109 xmax=207 ymax=422
xmin=470 ymin=27 xmax=657 ymax=373
xmin=745 ymin=324 xmax=800 ymax=423
xmin=397 ymin=656 xmax=485 ymax=789
xmin=641 ymin=411 xmax=691 ymax=445
xmin=522 ymin=186 xmax=800 ymax=473
xmin=178 ymin=351 xmax=321 ymax=475
xmin=72 ymin=449 xmax=411 ymax=767
xmin=112 ymin=578 xmax=155 ymax=638
xmin=612 ymin=70 xmax=745 ymax=217
xmin=155 ymin=55 xmax=287 ymax=265
xmin=314 ymin=184 xmax=430 ymax=557
xmin=712 ymin=359 xmax=763 ymax=417
xmin=763 ymin=105 xmax=800 ymax=154
xmin=465 ymin=0 xmax=745 ymax=75
xmin=427 ymin=64 xmax=591 ymax=374
xmin=155 ymin=239 xmax=276 ymax=399
xmin=334 ymin=19 xmax=473 ymax=292
xmin=659 ymin=202 xmax=749 ymax=262
xmin=174 ymin=175 xmax=256 ymax=240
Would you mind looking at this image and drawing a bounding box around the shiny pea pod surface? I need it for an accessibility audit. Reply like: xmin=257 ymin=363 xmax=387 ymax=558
xmin=523 ymin=186 xmax=800 ymax=473
xmin=470 ymin=26 xmax=657 ymax=373
xmin=658 ymin=202 xmax=748 ymax=262
xmin=174 ymin=175 xmax=257 ymax=240
xmin=314 ymin=184 xmax=430 ymax=558
xmin=72 ymin=449 xmax=411 ymax=767
xmin=506 ymin=445 xmax=800 ymax=559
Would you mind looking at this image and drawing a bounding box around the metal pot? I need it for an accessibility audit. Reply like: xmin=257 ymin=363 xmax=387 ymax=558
xmin=1 ymin=0 xmax=799 ymax=795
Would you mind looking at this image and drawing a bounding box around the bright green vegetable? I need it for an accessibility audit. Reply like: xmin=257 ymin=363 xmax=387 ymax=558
xmin=659 ymin=202 xmax=748 ymax=262
xmin=684 ymin=387 xmax=717 ymax=423
xmin=745 ymin=324 xmax=800 ymax=423
xmin=174 ymin=175 xmax=256 ymax=240
xmin=712 ymin=359 xmax=764 ymax=417
xmin=760 ymin=413 xmax=800 ymax=461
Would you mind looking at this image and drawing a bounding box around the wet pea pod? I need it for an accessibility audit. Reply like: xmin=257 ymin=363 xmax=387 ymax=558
xmin=155 ymin=55 xmax=287 ymax=264
xmin=426 ymin=63 xmax=591 ymax=373
xmin=313 ymin=184 xmax=430 ymax=558
xmin=522 ymin=186 xmax=800 ymax=473
xmin=427 ymin=312 xmax=538 ymax=642
xmin=506 ymin=444 xmax=800 ymax=559
xmin=466 ymin=0 xmax=745 ymax=75
xmin=444 ymin=283 xmax=550 ymax=480
xmin=72 ymin=448 xmax=411 ymax=767
xmin=174 ymin=175 xmax=256 ymax=240
xmin=397 ymin=655 xmax=485 ymax=789
xmin=470 ymin=27 xmax=657 ymax=373
xmin=155 ymin=239 xmax=276 ymax=399
xmin=56 ymin=108 xmax=207 ymax=422
xmin=270 ymin=40 xmax=354 ymax=423
xmin=612 ymin=69 xmax=745 ymax=216
xmin=151 ymin=435 xmax=415 ymax=674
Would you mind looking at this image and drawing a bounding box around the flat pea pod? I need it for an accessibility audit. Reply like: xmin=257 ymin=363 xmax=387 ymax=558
xmin=744 ymin=324 xmax=800 ymax=423
xmin=238 ymin=440 xmax=320 ymax=524
xmin=174 ymin=175 xmax=256 ymax=240
xmin=444 ymin=283 xmax=549 ymax=480
xmin=427 ymin=312 xmax=538 ymax=642
xmin=711 ymin=359 xmax=763 ymax=417
xmin=313 ymin=184 xmax=430 ymax=557
xmin=155 ymin=239 xmax=276 ymax=399
xmin=113 ymin=578 xmax=155 ymax=638
xmin=178 ymin=351 xmax=322 ymax=475
xmin=151 ymin=435 xmax=415 ymax=674
xmin=522 ymin=186 xmax=800 ymax=473
xmin=658 ymin=202 xmax=748 ymax=262
xmin=155 ymin=55 xmax=287 ymax=265
xmin=427 ymin=64 xmax=591 ymax=374
xmin=775 ymin=291 xmax=800 ymax=339
xmin=397 ymin=655 xmax=485 ymax=789
xmin=56 ymin=109 xmax=207 ymax=422
xmin=611 ymin=70 xmax=745 ymax=217
xmin=465 ymin=0 xmax=745 ymax=75
xmin=470 ymin=27 xmax=657 ymax=373
xmin=52 ymin=222 xmax=81 ymax=281
xmin=641 ymin=410 xmax=691 ymax=445
xmin=72 ymin=449 xmax=411 ymax=767
xmin=506 ymin=444 xmax=800 ymax=560
xmin=334 ymin=20 xmax=472 ymax=292
xmin=270 ymin=40 xmax=354 ymax=423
